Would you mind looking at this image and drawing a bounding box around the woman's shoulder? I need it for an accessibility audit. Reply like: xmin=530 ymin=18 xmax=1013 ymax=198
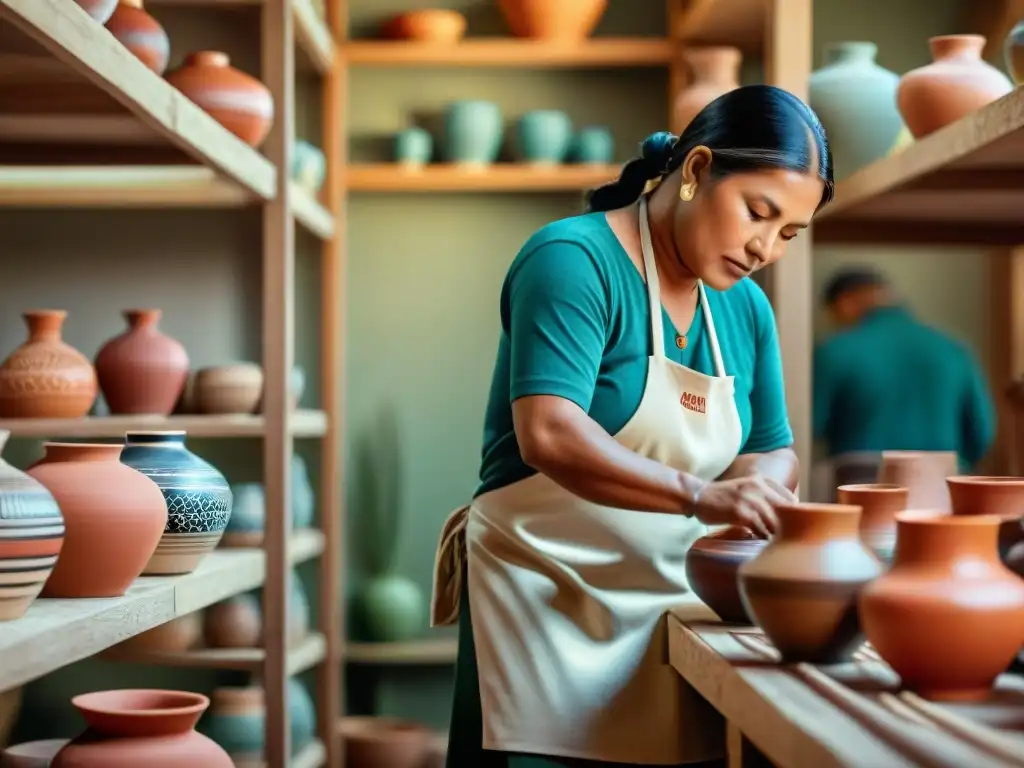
xmin=506 ymin=212 xmax=627 ymax=289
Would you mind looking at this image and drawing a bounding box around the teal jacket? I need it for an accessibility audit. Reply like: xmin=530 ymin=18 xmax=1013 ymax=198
xmin=813 ymin=306 xmax=995 ymax=468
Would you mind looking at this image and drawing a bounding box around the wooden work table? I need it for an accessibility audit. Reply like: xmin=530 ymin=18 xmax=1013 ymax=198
xmin=667 ymin=615 xmax=1024 ymax=768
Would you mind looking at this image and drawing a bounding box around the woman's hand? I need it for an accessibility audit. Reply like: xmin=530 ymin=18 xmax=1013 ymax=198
xmin=691 ymin=475 xmax=796 ymax=539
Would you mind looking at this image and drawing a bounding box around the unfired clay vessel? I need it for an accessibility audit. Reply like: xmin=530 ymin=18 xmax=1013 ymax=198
xmin=672 ymin=47 xmax=741 ymax=132
xmin=685 ymin=526 xmax=766 ymax=623
xmin=739 ymin=503 xmax=883 ymax=663
xmin=339 ymin=717 xmax=433 ymax=768
xmin=498 ymin=0 xmax=607 ymax=40
xmin=28 ymin=443 xmax=166 ymax=598
xmin=95 ymin=309 xmax=189 ymax=416
xmin=193 ymin=364 xmax=263 ymax=414
xmin=165 ymin=52 xmax=274 ymax=148
xmin=860 ymin=511 xmax=1024 ymax=701
xmin=105 ymin=0 xmax=170 ymax=74
xmin=836 ymin=483 xmax=908 ymax=563
xmin=877 ymin=450 xmax=957 ymax=511
xmin=0 ymin=311 xmax=97 ymax=419
xmin=947 ymin=475 xmax=1024 ymax=559
xmin=897 ymin=35 xmax=1013 ymax=138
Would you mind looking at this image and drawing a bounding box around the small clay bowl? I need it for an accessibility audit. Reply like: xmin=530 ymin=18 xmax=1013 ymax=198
xmin=193 ymin=364 xmax=263 ymax=415
xmin=382 ymin=9 xmax=467 ymax=43
xmin=339 ymin=716 xmax=432 ymax=768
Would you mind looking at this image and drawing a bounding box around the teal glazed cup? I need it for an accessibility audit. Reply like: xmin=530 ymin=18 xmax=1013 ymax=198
xmin=571 ymin=125 xmax=614 ymax=164
xmin=443 ymin=100 xmax=503 ymax=167
xmin=515 ymin=109 xmax=572 ymax=165
xmin=395 ymin=127 xmax=433 ymax=167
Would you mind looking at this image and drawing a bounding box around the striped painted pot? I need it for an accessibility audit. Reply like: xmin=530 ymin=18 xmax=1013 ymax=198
xmin=0 ymin=431 xmax=63 ymax=621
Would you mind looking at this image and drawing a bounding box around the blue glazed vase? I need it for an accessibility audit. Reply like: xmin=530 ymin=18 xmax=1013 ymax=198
xmin=570 ymin=126 xmax=614 ymax=164
xmin=515 ymin=110 xmax=572 ymax=165
xmin=289 ymin=679 xmax=317 ymax=755
xmin=291 ymin=454 xmax=315 ymax=529
xmin=395 ymin=127 xmax=433 ymax=167
xmin=223 ymin=481 xmax=264 ymax=547
xmin=120 ymin=431 xmax=232 ymax=575
xmin=443 ymin=100 xmax=503 ymax=167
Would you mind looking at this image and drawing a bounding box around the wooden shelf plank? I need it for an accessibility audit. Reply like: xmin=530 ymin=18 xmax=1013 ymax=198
xmin=347 ymin=163 xmax=621 ymax=193
xmin=104 ymin=631 xmax=327 ymax=675
xmin=293 ymin=739 xmax=326 ymax=768
xmin=0 ymin=409 xmax=328 ymax=439
xmin=0 ymin=166 xmax=254 ymax=207
xmin=0 ymin=0 xmax=276 ymax=199
xmin=292 ymin=0 xmax=333 ymax=73
xmin=673 ymin=0 xmax=766 ymax=54
xmin=345 ymin=38 xmax=674 ymax=68
xmin=816 ymin=89 xmax=1024 ymax=244
xmin=291 ymin=182 xmax=334 ymax=239
xmin=346 ymin=637 xmax=457 ymax=665
xmin=0 ymin=531 xmax=323 ymax=692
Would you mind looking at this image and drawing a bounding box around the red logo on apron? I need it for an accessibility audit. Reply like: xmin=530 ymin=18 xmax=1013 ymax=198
xmin=680 ymin=392 xmax=706 ymax=414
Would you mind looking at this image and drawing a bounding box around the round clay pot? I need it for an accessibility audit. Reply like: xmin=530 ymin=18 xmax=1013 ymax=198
xmin=193 ymin=364 xmax=263 ymax=415
xmin=0 ymin=310 xmax=97 ymax=419
xmin=383 ymin=10 xmax=466 ymax=43
xmin=114 ymin=611 xmax=202 ymax=654
xmin=684 ymin=526 xmax=767 ymax=623
xmin=120 ymin=431 xmax=232 ymax=575
xmin=200 ymin=687 xmax=265 ymax=765
xmin=672 ymin=47 xmax=742 ymax=132
xmin=29 ymin=443 xmax=166 ymax=598
xmin=897 ymin=35 xmax=1013 ymax=138
xmin=165 ymin=52 xmax=274 ymax=148
xmin=204 ymin=594 xmax=261 ymax=648
xmin=105 ymin=0 xmax=170 ymax=74
xmin=860 ymin=511 xmax=1024 ymax=701
xmin=2 ymin=739 xmax=70 ymax=768
xmin=498 ymin=0 xmax=607 ymax=40
xmin=221 ymin=482 xmax=264 ymax=547
xmin=738 ymin=503 xmax=883 ymax=663
xmin=52 ymin=690 xmax=231 ymax=768
xmin=339 ymin=717 xmax=432 ymax=768
xmin=0 ymin=430 xmax=64 ymax=621
xmin=835 ymin=483 xmax=908 ymax=564
xmin=95 ymin=309 xmax=189 ymax=416
xmin=877 ymin=450 xmax=957 ymax=511
xmin=947 ymin=476 xmax=1024 ymax=559
xmin=73 ymin=0 xmax=118 ymax=23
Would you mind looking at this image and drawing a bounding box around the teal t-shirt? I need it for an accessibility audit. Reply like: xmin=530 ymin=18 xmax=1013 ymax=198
xmin=813 ymin=306 xmax=996 ymax=468
xmin=476 ymin=212 xmax=794 ymax=497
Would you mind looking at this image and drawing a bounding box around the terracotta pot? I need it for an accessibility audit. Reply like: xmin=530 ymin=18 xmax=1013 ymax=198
xmin=383 ymin=10 xmax=466 ymax=43
xmin=835 ymin=483 xmax=908 ymax=563
xmin=738 ymin=503 xmax=883 ymax=663
xmin=114 ymin=611 xmax=202 ymax=654
xmin=339 ymin=717 xmax=432 ymax=768
xmin=52 ymin=690 xmax=231 ymax=767
xmin=947 ymin=475 xmax=1024 ymax=559
xmin=95 ymin=309 xmax=189 ymax=416
xmin=120 ymin=431 xmax=232 ymax=575
xmin=860 ymin=511 xmax=1024 ymax=701
xmin=204 ymin=594 xmax=261 ymax=648
xmin=685 ymin=526 xmax=766 ymax=623
xmin=897 ymin=35 xmax=1013 ymax=138
xmin=498 ymin=0 xmax=607 ymax=40
xmin=0 ymin=310 xmax=97 ymax=419
xmin=73 ymin=0 xmax=118 ymax=23
xmin=1 ymin=739 xmax=69 ymax=768
xmin=877 ymin=450 xmax=957 ymax=511
xmin=28 ymin=443 xmax=164 ymax=597
xmin=0 ymin=430 xmax=64 ymax=621
xmin=199 ymin=687 xmax=264 ymax=765
xmin=165 ymin=52 xmax=274 ymax=148
xmin=193 ymin=364 xmax=263 ymax=414
xmin=105 ymin=0 xmax=170 ymax=74
xmin=672 ymin=47 xmax=741 ymax=132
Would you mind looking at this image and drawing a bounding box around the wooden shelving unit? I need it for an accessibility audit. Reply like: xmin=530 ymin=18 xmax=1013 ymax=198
xmin=347 ymin=163 xmax=622 ymax=193
xmin=0 ymin=0 xmax=343 ymax=766
xmin=345 ymin=38 xmax=675 ymax=67
xmin=346 ymin=637 xmax=458 ymax=665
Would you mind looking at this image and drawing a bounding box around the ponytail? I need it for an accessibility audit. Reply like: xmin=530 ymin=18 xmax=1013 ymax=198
xmin=586 ymin=131 xmax=678 ymax=213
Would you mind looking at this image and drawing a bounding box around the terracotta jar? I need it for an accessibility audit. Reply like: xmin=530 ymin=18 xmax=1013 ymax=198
xmin=947 ymin=476 xmax=1024 ymax=559
xmin=877 ymin=450 xmax=957 ymax=511
xmin=114 ymin=611 xmax=203 ymax=654
xmin=0 ymin=430 xmax=64 ymax=621
xmin=498 ymin=0 xmax=607 ymax=40
xmin=836 ymin=483 xmax=908 ymax=564
xmin=52 ymin=690 xmax=232 ymax=767
xmin=165 ymin=52 xmax=274 ymax=148
xmin=339 ymin=717 xmax=433 ymax=768
xmin=860 ymin=511 xmax=1024 ymax=701
xmin=0 ymin=310 xmax=97 ymax=419
xmin=120 ymin=431 xmax=232 ymax=575
xmin=897 ymin=35 xmax=1013 ymax=138
xmin=28 ymin=443 xmax=165 ymax=597
xmin=105 ymin=0 xmax=170 ymax=74
xmin=74 ymin=0 xmax=118 ymax=23
xmin=672 ymin=47 xmax=741 ymax=132
xmin=193 ymin=364 xmax=263 ymax=414
xmin=204 ymin=594 xmax=261 ymax=648
xmin=95 ymin=309 xmax=190 ymax=416
xmin=738 ymin=503 xmax=883 ymax=663
xmin=685 ymin=526 xmax=767 ymax=623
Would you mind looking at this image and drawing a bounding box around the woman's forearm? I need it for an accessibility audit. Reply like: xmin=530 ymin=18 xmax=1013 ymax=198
xmin=719 ymin=448 xmax=799 ymax=492
xmin=513 ymin=396 xmax=703 ymax=514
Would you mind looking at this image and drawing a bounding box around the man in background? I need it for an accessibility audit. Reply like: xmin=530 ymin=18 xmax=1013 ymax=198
xmin=813 ymin=267 xmax=996 ymax=472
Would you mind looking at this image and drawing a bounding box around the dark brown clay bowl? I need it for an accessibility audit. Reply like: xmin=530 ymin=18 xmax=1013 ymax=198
xmin=685 ymin=526 xmax=768 ymax=624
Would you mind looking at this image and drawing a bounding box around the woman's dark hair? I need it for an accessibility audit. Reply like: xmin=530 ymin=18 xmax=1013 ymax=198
xmin=586 ymin=84 xmax=834 ymax=213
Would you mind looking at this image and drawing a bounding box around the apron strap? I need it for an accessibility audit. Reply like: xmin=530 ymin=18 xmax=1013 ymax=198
xmin=637 ymin=197 xmax=666 ymax=360
xmin=697 ymin=282 xmax=727 ymax=378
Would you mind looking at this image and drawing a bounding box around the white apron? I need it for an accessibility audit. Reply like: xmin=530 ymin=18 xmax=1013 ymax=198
xmin=432 ymin=198 xmax=744 ymax=764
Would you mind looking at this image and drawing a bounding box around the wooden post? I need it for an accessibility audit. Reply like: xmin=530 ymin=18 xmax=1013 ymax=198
xmin=763 ymin=0 xmax=814 ymax=492
xmin=260 ymin=0 xmax=295 ymax=763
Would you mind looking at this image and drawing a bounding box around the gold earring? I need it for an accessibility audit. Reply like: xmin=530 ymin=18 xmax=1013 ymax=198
xmin=679 ymin=182 xmax=695 ymax=202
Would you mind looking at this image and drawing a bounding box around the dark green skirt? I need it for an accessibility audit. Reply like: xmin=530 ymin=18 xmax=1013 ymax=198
xmin=445 ymin=578 xmax=723 ymax=768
